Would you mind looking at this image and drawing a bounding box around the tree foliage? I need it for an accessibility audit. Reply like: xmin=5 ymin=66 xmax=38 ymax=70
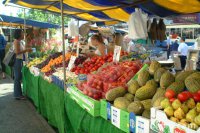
xmin=17 ymin=9 xmax=69 ymax=25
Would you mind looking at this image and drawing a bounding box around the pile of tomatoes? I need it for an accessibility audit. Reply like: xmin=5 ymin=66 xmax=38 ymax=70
xmin=165 ymin=89 xmax=200 ymax=103
xmin=72 ymin=52 xmax=128 ymax=75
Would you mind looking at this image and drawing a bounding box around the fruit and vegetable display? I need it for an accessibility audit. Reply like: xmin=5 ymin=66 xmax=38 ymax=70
xmin=120 ymin=51 xmax=149 ymax=61
xmin=53 ymin=69 xmax=78 ymax=85
xmin=102 ymin=60 xmax=200 ymax=121
xmin=35 ymin=52 xmax=62 ymax=69
xmin=161 ymin=92 xmax=200 ymax=131
xmin=41 ymin=53 xmax=74 ymax=75
xmin=77 ymin=61 xmax=142 ymax=100
xmin=27 ymin=55 xmax=48 ymax=68
xmin=71 ymin=52 xmax=128 ymax=75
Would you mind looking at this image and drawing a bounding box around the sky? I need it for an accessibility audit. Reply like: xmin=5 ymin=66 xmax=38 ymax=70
xmin=0 ymin=2 xmax=20 ymax=16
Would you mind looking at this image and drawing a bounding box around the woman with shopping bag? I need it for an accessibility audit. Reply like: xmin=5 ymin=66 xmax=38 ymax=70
xmin=13 ymin=29 xmax=32 ymax=100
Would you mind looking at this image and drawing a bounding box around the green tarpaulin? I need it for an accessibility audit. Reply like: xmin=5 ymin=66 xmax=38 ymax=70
xmin=22 ymin=67 xmax=125 ymax=133
xmin=22 ymin=67 xmax=39 ymax=108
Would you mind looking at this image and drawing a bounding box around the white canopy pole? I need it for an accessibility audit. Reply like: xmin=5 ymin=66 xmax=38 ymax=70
xmin=60 ymin=0 xmax=66 ymax=89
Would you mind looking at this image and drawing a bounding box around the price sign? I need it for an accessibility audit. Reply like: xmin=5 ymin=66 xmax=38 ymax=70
xmin=111 ymin=106 xmax=120 ymax=128
xmin=67 ymin=56 xmax=76 ymax=71
xmin=113 ymin=46 xmax=121 ymax=62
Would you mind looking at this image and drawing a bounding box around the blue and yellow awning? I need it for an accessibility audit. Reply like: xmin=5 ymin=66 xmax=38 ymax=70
xmin=4 ymin=0 xmax=200 ymax=23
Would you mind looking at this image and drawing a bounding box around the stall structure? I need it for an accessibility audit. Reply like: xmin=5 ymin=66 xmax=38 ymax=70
xmin=0 ymin=14 xmax=60 ymax=76
xmin=0 ymin=14 xmax=60 ymax=28
xmin=3 ymin=0 xmax=200 ymax=133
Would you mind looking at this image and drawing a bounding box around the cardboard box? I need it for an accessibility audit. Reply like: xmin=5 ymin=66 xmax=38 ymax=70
xmin=100 ymin=99 xmax=150 ymax=133
xmin=151 ymin=107 xmax=200 ymax=133
xmin=100 ymin=64 xmax=150 ymax=133
xmin=67 ymin=86 xmax=100 ymax=117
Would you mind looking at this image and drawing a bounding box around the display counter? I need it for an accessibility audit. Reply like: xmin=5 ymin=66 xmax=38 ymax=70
xmin=22 ymin=67 xmax=125 ymax=133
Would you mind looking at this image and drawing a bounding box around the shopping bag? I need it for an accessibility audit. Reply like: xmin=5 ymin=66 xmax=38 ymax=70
xmin=3 ymin=46 xmax=16 ymax=67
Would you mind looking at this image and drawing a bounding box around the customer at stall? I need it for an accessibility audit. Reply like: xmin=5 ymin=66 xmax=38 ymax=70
xmin=167 ymin=34 xmax=172 ymax=59
xmin=178 ymin=37 xmax=188 ymax=70
xmin=13 ymin=29 xmax=32 ymax=100
xmin=90 ymin=33 xmax=107 ymax=56
xmin=0 ymin=28 xmax=7 ymax=79
xmin=171 ymin=39 xmax=179 ymax=58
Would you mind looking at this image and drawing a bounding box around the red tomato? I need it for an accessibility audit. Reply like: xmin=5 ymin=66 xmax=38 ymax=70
xmin=165 ymin=89 xmax=175 ymax=99
xmin=193 ymin=93 xmax=200 ymax=102
xmin=169 ymin=98 xmax=176 ymax=103
xmin=178 ymin=93 xmax=189 ymax=102
xmin=75 ymin=70 xmax=79 ymax=75
xmin=93 ymin=94 xmax=99 ymax=100
xmin=88 ymin=92 xmax=93 ymax=97
xmin=182 ymin=91 xmax=193 ymax=98
xmin=197 ymin=90 xmax=200 ymax=96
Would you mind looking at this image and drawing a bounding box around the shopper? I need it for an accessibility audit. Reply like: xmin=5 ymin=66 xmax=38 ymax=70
xmin=13 ymin=29 xmax=32 ymax=100
xmin=171 ymin=39 xmax=179 ymax=58
xmin=178 ymin=37 xmax=188 ymax=70
xmin=90 ymin=34 xmax=107 ymax=56
xmin=0 ymin=28 xmax=7 ymax=79
xmin=167 ymin=35 xmax=172 ymax=59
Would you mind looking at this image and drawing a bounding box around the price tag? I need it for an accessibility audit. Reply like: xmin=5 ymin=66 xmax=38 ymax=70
xmin=130 ymin=112 xmax=136 ymax=133
xmin=111 ymin=106 xmax=120 ymax=128
xmin=113 ymin=45 xmax=121 ymax=62
xmin=67 ymin=56 xmax=76 ymax=71
xmin=107 ymin=102 xmax=111 ymax=120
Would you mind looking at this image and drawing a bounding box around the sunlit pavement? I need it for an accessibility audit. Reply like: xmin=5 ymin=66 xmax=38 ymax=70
xmin=0 ymin=75 xmax=55 ymax=133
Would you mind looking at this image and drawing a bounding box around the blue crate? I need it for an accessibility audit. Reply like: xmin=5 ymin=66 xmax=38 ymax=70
xmin=52 ymin=75 xmax=64 ymax=90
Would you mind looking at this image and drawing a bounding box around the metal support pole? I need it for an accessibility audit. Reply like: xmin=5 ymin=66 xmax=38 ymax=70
xmin=23 ymin=8 xmax=26 ymax=44
xmin=9 ymin=22 xmax=12 ymax=46
xmin=60 ymin=0 xmax=66 ymax=89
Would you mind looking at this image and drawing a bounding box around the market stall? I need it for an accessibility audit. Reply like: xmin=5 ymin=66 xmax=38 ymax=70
xmin=3 ymin=0 xmax=200 ymax=133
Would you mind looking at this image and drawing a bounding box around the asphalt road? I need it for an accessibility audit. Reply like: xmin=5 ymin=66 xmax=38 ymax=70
xmin=0 ymin=75 xmax=55 ymax=133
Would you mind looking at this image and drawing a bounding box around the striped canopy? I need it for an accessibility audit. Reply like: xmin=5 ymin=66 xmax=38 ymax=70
xmin=4 ymin=0 xmax=200 ymax=22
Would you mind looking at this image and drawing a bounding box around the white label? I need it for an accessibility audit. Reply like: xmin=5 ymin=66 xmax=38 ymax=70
xmin=67 ymin=56 xmax=76 ymax=71
xmin=111 ymin=106 xmax=120 ymax=128
xmin=113 ymin=46 xmax=121 ymax=62
xmin=136 ymin=116 xmax=150 ymax=133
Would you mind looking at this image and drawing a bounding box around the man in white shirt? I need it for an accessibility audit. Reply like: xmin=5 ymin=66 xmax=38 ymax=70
xmin=167 ymin=35 xmax=172 ymax=59
xmin=178 ymin=37 xmax=188 ymax=70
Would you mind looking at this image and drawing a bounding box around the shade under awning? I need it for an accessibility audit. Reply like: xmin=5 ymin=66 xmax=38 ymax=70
xmin=4 ymin=0 xmax=200 ymax=22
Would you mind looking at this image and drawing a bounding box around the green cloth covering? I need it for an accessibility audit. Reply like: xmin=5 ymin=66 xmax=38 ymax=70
xmin=22 ymin=67 xmax=125 ymax=133
xmin=65 ymin=93 xmax=125 ymax=133
xmin=38 ymin=77 xmax=65 ymax=133
xmin=39 ymin=77 xmax=65 ymax=133
xmin=22 ymin=67 xmax=39 ymax=108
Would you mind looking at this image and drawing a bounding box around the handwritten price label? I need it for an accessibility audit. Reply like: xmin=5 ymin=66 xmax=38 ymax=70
xmin=111 ymin=106 xmax=120 ymax=128
xmin=113 ymin=45 xmax=121 ymax=62
xmin=67 ymin=56 xmax=76 ymax=71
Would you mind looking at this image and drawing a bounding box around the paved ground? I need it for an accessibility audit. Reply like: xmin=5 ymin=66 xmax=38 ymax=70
xmin=0 ymin=75 xmax=56 ymax=133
